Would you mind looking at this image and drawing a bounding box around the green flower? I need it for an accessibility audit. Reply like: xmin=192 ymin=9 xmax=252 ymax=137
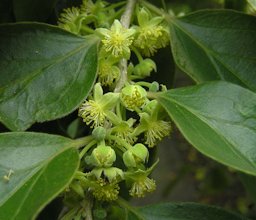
xmin=129 ymin=176 xmax=156 ymax=197
xmin=58 ymin=7 xmax=85 ymax=34
xmin=133 ymin=8 xmax=170 ymax=56
xmin=125 ymin=161 xmax=158 ymax=198
xmin=97 ymin=20 xmax=136 ymax=58
xmin=120 ymin=85 xmax=147 ymax=111
xmin=90 ymin=178 xmax=120 ymax=201
xmin=98 ymin=58 xmax=120 ymax=86
xmin=133 ymin=101 xmax=172 ymax=147
xmin=78 ymin=83 xmax=119 ymax=127
xmin=111 ymin=118 xmax=137 ymax=145
xmin=144 ymin=119 xmax=171 ymax=147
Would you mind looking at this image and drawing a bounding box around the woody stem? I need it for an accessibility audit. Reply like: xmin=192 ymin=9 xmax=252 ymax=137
xmin=114 ymin=0 xmax=137 ymax=92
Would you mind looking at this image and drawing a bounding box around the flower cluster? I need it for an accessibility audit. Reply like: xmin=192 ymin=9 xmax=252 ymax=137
xmin=59 ymin=0 xmax=172 ymax=217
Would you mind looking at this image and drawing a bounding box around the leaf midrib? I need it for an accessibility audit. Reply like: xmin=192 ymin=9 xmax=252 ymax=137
xmin=159 ymin=94 xmax=256 ymax=173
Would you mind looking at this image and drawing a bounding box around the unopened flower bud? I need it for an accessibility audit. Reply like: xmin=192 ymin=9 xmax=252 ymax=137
xmin=90 ymin=145 xmax=116 ymax=167
xmin=92 ymin=127 xmax=106 ymax=141
xmin=133 ymin=59 xmax=156 ymax=77
xmin=123 ymin=144 xmax=149 ymax=168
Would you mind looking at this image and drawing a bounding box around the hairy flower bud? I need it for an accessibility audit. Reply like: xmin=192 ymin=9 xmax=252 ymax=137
xmin=133 ymin=58 xmax=156 ymax=78
xmin=123 ymin=144 xmax=149 ymax=168
xmin=89 ymin=145 xmax=116 ymax=167
xmin=92 ymin=126 xmax=106 ymax=141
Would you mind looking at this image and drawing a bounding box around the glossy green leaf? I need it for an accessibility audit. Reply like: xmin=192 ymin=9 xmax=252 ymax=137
xmin=169 ymin=10 xmax=256 ymax=91
xmin=239 ymin=173 xmax=256 ymax=203
xmin=137 ymin=203 xmax=248 ymax=220
xmin=0 ymin=132 xmax=80 ymax=220
xmin=0 ymin=23 xmax=98 ymax=131
xmin=13 ymin=0 xmax=58 ymax=21
xmin=247 ymin=0 xmax=256 ymax=11
xmin=157 ymin=81 xmax=256 ymax=175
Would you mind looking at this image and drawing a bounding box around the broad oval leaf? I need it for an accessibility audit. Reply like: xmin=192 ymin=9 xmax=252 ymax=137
xmin=169 ymin=10 xmax=256 ymax=92
xmin=0 ymin=23 xmax=98 ymax=131
xmin=13 ymin=0 xmax=58 ymax=21
xmin=137 ymin=203 xmax=248 ymax=220
xmin=157 ymin=81 xmax=256 ymax=175
xmin=0 ymin=132 xmax=80 ymax=220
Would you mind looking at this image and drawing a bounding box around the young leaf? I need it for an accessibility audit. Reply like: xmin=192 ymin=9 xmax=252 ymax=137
xmin=157 ymin=81 xmax=256 ymax=176
xmin=137 ymin=203 xmax=248 ymax=220
xmin=0 ymin=132 xmax=80 ymax=220
xmin=13 ymin=0 xmax=58 ymax=21
xmin=0 ymin=23 xmax=98 ymax=131
xmin=169 ymin=10 xmax=256 ymax=92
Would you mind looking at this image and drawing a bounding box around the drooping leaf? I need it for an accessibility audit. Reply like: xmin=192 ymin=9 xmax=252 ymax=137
xmin=137 ymin=203 xmax=248 ymax=220
xmin=0 ymin=23 xmax=98 ymax=131
xmin=0 ymin=132 xmax=80 ymax=220
xmin=239 ymin=173 xmax=256 ymax=203
xmin=157 ymin=81 xmax=256 ymax=175
xmin=247 ymin=0 xmax=256 ymax=11
xmin=169 ymin=10 xmax=256 ymax=91
xmin=13 ymin=0 xmax=58 ymax=21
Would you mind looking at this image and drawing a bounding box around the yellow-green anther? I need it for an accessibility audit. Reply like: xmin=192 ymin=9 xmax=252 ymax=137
xmin=90 ymin=178 xmax=120 ymax=201
xmin=97 ymin=19 xmax=136 ymax=58
xmin=129 ymin=176 xmax=156 ymax=197
xmin=120 ymin=85 xmax=147 ymax=111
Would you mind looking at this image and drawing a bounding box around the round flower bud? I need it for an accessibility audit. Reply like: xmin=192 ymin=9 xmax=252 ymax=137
xmin=123 ymin=144 xmax=149 ymax=168
xmin=120 ymin=85 xmax=147 ymax=111
xmin=133 ymin=59 xmax=156 ymax=78
xmin=149 ymin=81 xmax=159 ymax=92
xmin=90 ymin=145 xmax=116 ymax=167
xmin=92 ymin=127 xmax=106 ymax=142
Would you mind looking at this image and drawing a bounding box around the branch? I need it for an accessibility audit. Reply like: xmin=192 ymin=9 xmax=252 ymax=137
xmin=114 ymin=0 xmax=137 ymax=92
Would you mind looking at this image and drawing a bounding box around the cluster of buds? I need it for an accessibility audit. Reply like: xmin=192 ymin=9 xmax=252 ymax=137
xmin=58 ymin=0 xmax=172 ymax=216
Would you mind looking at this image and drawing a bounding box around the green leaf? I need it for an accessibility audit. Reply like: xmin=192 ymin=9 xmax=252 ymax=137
xmin=13 ymin=0 xmax=58 ymax=21
xmin=247 ymin=0 xmax=256 ymax=11
xmin=169 ymin=10 xmax=256 ymax=92
xmin=0 ymin=132 xmax=80 ymax=220
xmin=157 ymin=81 xmax=256 ymax=175
xmin=137 ymin=203 xmax=248 ymax=220
xmin=239 ymin=173 xmax=256 ymax=203
xmin=0 ymin=23 xmax=98 ymax=131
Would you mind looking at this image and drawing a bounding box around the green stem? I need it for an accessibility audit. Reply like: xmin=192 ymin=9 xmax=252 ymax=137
xmin=105 ymin=1 xmax=126 ymax=10
xmin=114 ymin=0 xmax=138 ymax=93
xmin=73 ymin=135 xmax=94 ymax=149
xmin=80 ymin=25 xmax=95 ymax=34
xmin=117 ymin=197 xmax=144 ymax=220
xmin=79 ymin=140 xmax=97 ymax=159
xmin=107 ymin=135 xmax=132 ymax=150
xmin=135 ymin=81 xmax=152 ymax=88
xmin=131 ymin=46 xmax=143 ymax=62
